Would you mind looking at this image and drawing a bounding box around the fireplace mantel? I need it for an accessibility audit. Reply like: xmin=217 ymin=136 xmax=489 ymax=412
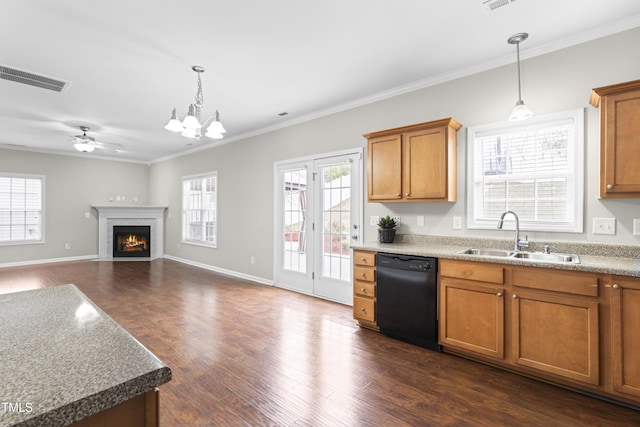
xmin=92 ymin=206 xmax=167 ymax=260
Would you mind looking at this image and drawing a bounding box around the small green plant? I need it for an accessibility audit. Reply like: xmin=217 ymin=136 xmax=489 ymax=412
xmin=377 ymin=215 xmax=397 ymax=230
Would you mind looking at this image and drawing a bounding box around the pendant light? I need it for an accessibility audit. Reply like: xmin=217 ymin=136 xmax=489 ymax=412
xmin=165 ymin=66 xmax=226 ymax=139
xmin=507 ymin=33 xmax=534 ymax=121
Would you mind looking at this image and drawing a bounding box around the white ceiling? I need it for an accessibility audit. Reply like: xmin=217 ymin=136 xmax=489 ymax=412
xmin=2 ymin=0 xmax=640 ymax=163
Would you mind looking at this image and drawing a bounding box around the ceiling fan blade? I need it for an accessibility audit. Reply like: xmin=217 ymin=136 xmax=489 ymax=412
xmin=94 ymin=140 xmax=124 ymax=148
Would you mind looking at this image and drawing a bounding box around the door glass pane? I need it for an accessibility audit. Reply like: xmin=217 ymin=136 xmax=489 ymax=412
xmin=282 ymin=168 xmax=307 ymax=273
xmin=320 ymin=163 xmax=351 ymax=281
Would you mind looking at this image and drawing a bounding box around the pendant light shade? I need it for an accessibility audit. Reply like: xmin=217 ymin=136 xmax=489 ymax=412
xmin=164 ymin=108 xmax=184 ymax=132
xmin=507 ymin=33 xmax=534 ymax=122
xmin=181 ymin=104 xmax=202 ymax=129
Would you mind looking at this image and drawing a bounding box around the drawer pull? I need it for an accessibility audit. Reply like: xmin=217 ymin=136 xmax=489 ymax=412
xmin=360 ymin=273 xmax=366 ymax=277
xmin=360 ymin=288 xmax=366 ymax=292
xmin=361 ymin=258 xmax=367 ymax=262
xmin=360 ymin=307 xmax=366 ymax=312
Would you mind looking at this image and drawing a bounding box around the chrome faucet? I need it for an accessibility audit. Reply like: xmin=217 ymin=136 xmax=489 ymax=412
xmin=497 ymin=210 xmax=528 ymax=251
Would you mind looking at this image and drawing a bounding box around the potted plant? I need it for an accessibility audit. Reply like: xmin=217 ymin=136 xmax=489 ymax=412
xmin=377 ymin=215 xmax=398 ymax=243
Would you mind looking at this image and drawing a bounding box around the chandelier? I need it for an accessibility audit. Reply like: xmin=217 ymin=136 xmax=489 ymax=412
xmin=164 ymin=65 xmax=226 ymax=139
xmin=507 ymin=33 xmax=534 ymax=121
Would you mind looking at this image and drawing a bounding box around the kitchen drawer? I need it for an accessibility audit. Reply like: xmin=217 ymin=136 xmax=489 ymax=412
xmin=512 ymin=268 xmax=598 ymax=297
xmin=354 ymin=266 xmax=376 ymax=283
xmin=440 ymin=260 xmax=504 ymax=284
xmin=354 ymin=281 xmax=376 ymax=298
xmin=354 ymin=250 xmax=376 ymax=267
xmin=354 ymin=296 xmax=375 ymax=323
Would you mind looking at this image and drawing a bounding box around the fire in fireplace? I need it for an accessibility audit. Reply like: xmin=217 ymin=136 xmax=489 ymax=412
xmin=113 ymin=225 xmax=151 ymax=258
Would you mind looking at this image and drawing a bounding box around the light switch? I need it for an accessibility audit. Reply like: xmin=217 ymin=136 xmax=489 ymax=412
xmin=452 ymin=216 xmax=462 ymax=230
xmin=593 ymin=217 xmax=616 ymax=235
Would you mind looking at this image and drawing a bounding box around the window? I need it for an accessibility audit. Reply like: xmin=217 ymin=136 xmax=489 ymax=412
xmin=467 ymin=109 xmax=584 ymax=233
xmin=182 ymin=172 xmax=217 ymax=247
xmin=0 ymin=173 xmax=44 ymax=244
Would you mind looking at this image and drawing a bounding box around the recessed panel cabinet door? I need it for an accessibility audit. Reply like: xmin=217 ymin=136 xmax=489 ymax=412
xmin=403 ymin=127 xmax=447 ymax=200
xmin=602 ymin=90 xmax=640 ymax=196
xmin=511 ymin=289 xmax=599 ymax=385
xmin=439 ymin=278 xmax=505 ymax=359
xmin=367 ymin=134 xmax=402 ymax=201
xmin=611 ymin=279 xmax=640 ymax=397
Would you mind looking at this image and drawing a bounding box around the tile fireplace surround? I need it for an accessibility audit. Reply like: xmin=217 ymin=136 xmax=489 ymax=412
xmin=92 ymin=206 xmax=167 ymax=260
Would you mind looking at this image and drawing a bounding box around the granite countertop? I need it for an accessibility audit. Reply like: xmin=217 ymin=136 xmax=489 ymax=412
xmin=355 ymin=235 xmax=640 ymax=277
xmin=0 ymin=284 xmax=171 ymax=427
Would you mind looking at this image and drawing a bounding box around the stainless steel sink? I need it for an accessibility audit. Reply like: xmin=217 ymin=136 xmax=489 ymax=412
xmin=457 ymin=248 xmax=515 ymax=258
xmin=457 ymin=248 xmax=580 ymax=264
xmin=511 ymin=252 xmax=580 ymax=263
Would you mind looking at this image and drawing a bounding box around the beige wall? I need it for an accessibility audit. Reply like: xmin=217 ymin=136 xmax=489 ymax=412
xmin=2 ymin=27 xmax=640 ymax=277
xmin=150 ymin=27 xmax=640 ymax=281
xmin=0 ymin=150 xmax=149 ymax=264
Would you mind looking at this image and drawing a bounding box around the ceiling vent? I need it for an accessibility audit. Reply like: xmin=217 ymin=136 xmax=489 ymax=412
xmin=0 ymin=64 xmax=69 ymax=93
xmin=483 ymin=0 xmax=516 ymax=11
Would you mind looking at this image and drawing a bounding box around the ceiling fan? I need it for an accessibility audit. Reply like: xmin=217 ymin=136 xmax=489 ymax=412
xmin=71 ymin=126 xmax=124 ymax=153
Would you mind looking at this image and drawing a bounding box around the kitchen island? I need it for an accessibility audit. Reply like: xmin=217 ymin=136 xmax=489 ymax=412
xmin=0 ymin=284 xmax=171 ymax=427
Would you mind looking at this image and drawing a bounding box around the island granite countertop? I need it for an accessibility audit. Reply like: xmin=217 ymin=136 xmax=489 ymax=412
xmin=0 ymin=284 xmax=171 ymax=427
xmin=354 ymin=234 xmax=640 ymax=277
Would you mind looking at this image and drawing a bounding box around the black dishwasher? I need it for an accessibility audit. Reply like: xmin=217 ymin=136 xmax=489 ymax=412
xmin=376 ymin=253 xmax=439 ymax=351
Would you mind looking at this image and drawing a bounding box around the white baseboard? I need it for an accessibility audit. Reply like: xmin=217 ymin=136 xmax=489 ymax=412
xmin=0 ymin=254 xmax=98 ymax=269
xmin=163 ymin=254 xmax=273 ymax=286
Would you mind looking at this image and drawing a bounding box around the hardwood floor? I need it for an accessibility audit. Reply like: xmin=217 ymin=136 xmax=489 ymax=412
xmin=1 ymin=259 xmax=639 ymax=426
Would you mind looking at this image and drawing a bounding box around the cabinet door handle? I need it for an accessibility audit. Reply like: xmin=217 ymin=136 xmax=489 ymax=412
xmin=607 ymin=184 xmax=614 ymax=190
xmin=512 ymin=294 xmax=518 ymax=299
xmin=396 ymin=193 xmax=401 ymax=196
xmin=613 ymin=284 xmax=620 ymax=289
xmin=405 ymin=193 xmax=410 ymax=196
xmin=497 ymin=292 xmax=503 ymax=297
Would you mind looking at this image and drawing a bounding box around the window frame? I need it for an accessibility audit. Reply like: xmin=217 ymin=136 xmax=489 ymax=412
xmin=466 ymin=108 xmax=584 ymax=233
xmin=181 ymin=171 xmax=217 ymax=248
xmin=0 ymin=172 xmax=45 ymax=246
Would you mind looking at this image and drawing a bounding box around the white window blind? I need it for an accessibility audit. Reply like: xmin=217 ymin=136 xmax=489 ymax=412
xmin=0 ymin=174 xmax=44 ymax=244
xmin=182 ymin=172 xmax=217 ymax=247
xmin=467 ymin=109 xmax=584 ymax=233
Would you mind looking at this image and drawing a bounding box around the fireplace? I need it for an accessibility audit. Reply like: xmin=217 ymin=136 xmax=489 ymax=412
xmin=113 ymin=225 xmax=151 ymax=258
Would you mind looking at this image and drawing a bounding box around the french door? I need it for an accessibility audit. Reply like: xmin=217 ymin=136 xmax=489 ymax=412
xmin=274 ymin=149 xmax=362 ymax=305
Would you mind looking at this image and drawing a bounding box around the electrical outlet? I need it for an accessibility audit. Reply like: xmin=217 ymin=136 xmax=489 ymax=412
xmin=593 ymin=217 xmax=616 ymax=235
xmin=634 ymin=219 xmax=640 ymax=236
xmin=392 ymin=216 xmax=401 ymax=225
xmin=84 ymin=212 xmax=90 ymax=219
xmin=452 ymin=216 xmax=462 ymax=230
xmin=64 ymin=243 xmax=71 ymax=250
xmin=370 ymin=215 xmax=380 ymax=226
xmin=417 ymin=215 xmax=425 ymax=227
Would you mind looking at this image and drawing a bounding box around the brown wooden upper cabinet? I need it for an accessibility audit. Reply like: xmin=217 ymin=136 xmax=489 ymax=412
xmin=590 ymin=79 xmax=640 ymax=198
xmin=365 ymin=118 xmax=462 ymax=202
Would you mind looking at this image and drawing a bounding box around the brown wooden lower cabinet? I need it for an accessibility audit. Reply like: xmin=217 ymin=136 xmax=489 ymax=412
xmin=352 ymin=249 xmax=378 ymax=330
xmin=610 ymin=277 xmax=640 ymax=398
xmin=439 ymin=259 xmax=640 ymax=407
xmin=70 ymin=389 xmax=159 ymax=427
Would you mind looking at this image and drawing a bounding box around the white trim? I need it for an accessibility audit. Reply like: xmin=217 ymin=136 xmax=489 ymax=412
xmin=466 ymin=109 xmax=584 ymax=233
xmin=0 ymin=254 xmax=97 ymax=269
xmin=164 ymin=254 xmax=273 ymax=286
